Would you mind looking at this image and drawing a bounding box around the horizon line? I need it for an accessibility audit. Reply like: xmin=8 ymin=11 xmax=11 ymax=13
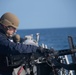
xmin=18 ymin=26 xmax=76 ymax=30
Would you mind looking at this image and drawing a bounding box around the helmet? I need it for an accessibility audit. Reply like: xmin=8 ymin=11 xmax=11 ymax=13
xmin=13 ymin=34 xmax=20 ymax=43
xmin=0 ymin=12 xmax=19 ymax=29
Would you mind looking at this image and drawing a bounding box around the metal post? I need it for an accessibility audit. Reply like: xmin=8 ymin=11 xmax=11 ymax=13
xmin=68 ymin=36 xmax=76 ymax=74
xmin=68 ymin=36 xmax=76 ymax=63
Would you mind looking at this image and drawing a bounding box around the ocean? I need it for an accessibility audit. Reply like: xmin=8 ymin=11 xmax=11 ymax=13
xmin=17 ymin=27 xmax=76 ymax=50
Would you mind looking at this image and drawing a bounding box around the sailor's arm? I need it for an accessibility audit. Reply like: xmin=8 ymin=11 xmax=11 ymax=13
xmin=0 ymin=35 xmax=38 ymax=54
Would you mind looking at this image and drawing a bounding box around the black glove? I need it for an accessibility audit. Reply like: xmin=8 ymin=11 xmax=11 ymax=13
xmin=36 ymin=46 xmax=55 ymax=57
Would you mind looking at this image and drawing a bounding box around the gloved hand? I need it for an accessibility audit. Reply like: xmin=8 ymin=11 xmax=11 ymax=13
xmin=36 ymin=46 xmax=55 ymax=57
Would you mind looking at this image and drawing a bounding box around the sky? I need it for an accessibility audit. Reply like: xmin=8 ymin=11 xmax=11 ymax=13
xmin=0 ymin=0 xmax=76 ymax=29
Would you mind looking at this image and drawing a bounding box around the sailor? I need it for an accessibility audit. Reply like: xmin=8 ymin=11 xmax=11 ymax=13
xmin=0 ymin=12 xmax=41 ymax=75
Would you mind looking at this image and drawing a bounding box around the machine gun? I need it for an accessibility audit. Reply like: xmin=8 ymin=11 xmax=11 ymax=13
xmin=5 ymin=48 xmax=76 ymax=75
xmin=6 ymin=36 xmax=76 ymax=75
xmin=6 ymin=48 xmax=76 ymax=66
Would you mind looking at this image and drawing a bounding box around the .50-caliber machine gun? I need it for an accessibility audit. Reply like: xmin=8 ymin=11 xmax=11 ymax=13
xmin=6 ymin=36 xmax=76 ymax=75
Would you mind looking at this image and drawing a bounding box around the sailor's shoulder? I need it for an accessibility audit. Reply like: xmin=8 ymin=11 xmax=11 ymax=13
xmin=0 ymin=32 xmax=7 ymax=39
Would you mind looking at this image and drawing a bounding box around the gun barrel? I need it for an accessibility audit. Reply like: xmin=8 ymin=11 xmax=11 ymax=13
xmin=57 ymin=49 xmax=76 ymax=56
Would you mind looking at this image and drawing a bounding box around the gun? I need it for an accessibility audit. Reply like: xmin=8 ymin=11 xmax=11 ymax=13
xmin=5 ymin=47 xmax=76 ymax=67
xmin=5 ymin=36 xmax=76 ymax=75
